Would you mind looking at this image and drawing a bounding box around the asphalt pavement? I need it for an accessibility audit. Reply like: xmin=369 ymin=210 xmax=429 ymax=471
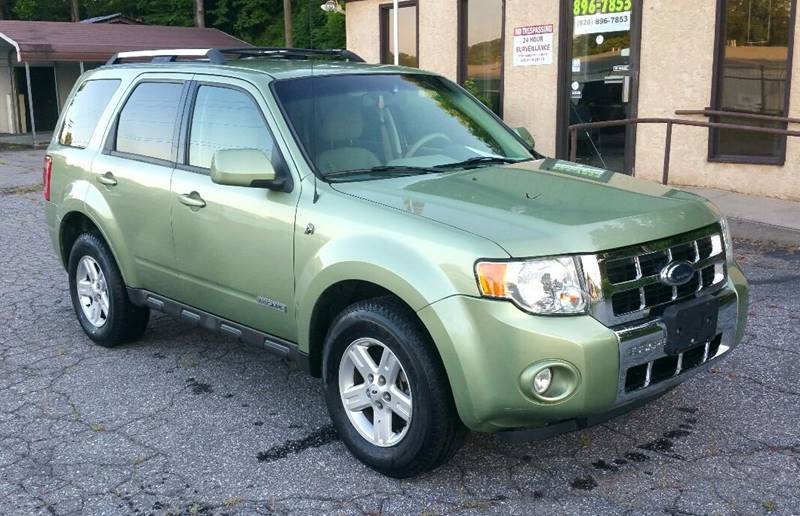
xmin=1 ymin=149 xmax=799 ymax=515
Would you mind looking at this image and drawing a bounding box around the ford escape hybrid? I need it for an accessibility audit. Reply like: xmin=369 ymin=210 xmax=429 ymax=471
xmin=44 ymin=47 xmax=748 ymax=478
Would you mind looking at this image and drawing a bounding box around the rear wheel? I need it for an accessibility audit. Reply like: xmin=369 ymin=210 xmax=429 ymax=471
xmin=67 ymin=233 xmax=149 ymax=347
xmin=323 ymin=297 xmax=466 ymax=478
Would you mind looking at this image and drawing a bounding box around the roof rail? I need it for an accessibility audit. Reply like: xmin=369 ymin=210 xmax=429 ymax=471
xmin=217 ymin=47 xmax=365 ymax=62
xmin=106 ymin=48 xmax=225 ymax=66
xmin=105 ymin=47 xmax=365 ymax=66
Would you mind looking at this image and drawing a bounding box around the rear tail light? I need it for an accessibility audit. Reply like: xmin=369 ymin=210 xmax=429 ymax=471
xmin=43 ymin=155 xmax=52 ymax=201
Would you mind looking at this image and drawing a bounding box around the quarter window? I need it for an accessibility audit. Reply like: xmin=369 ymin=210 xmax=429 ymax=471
xmin=711 ymin=0 xmax=796 ymax=163
xmin=59 ymin=79 xmax=120 ymax=148
xmin=188 ymin=85 xmax=275 ymax=169
xmin=115 ymin=82 xmax=183 ymax=162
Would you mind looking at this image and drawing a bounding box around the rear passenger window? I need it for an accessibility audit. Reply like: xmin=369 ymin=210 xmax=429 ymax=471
xmin=59 ymin=79 xmax=120 ymax=148
xmin=115 ymin=82 xmax=183 ymax=162
xmin=188 ymin=85 xmax=275 ymax=169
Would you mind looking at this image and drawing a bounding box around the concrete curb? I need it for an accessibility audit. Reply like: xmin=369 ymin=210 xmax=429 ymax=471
xmin=730 ymin=217 xmax=800 ymax=247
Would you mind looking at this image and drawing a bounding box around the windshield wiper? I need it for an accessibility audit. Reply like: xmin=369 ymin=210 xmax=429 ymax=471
xmin=434 ymin=156 xmax=528 ymax=170
xmin=324 ymin=165 xmax=442 ymax=181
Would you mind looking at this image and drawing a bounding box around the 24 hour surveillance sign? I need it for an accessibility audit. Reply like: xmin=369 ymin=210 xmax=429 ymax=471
xmin=513 ymin=25 xmax=553 ymax=66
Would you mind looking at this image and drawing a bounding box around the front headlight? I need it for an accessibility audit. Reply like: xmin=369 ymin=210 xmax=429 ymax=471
xmin=719 ymin=216 xmax=734 ymax=262
xmin=475 ymin=257 xmax=587 ymax=314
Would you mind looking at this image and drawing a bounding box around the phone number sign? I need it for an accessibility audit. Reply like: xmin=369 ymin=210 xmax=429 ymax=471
xmin=573 ymin=0 xmax=632 ymax=35
xmin=574 ymin=11 xmax=631 ymax=35
xmin=513 ymin=24 xmax=554 ymax=67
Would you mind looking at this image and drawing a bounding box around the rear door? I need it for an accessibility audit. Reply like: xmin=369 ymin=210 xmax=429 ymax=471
xmin=169 ymin=76 xmax=299 ymax=340
xmin=91 ymin=73 xmax=192 ymax=295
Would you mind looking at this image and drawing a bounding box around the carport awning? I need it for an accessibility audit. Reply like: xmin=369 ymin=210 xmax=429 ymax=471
xmin=0 ymin=20 xmax=248 ymax=63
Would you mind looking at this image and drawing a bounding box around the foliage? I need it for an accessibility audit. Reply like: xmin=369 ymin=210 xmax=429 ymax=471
xmin=463 ymin=79 xmax=493 ymax=111
xmin=2 ymin=0 xmax=346 ymax=48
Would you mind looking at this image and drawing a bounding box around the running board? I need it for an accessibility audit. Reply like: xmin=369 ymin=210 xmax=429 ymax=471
xmin=127 ymin=288 xmax=308 ymax=369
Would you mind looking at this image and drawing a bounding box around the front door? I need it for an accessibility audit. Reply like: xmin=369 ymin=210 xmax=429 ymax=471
xmin=559 ymin=0 xmax=642 ymax=173
xmin=170 ymin=78 xmax=299 ymax=340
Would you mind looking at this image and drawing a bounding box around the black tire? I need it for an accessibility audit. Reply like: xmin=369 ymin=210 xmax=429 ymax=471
xmin=322 ymin=296 xmax=466 ymax=478
xmin=67 ymin=232 xmax=149 ymax=347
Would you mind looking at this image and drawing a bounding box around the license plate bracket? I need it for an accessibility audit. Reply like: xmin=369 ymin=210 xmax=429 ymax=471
xmin=662 ymin=296 xmax=719 ymax=356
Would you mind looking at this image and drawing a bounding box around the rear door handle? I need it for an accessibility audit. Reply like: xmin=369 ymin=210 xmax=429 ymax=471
xmin=178 ymin=192 xmax=206 ymax=209
xmin=97 ymin=172 xmax=118 ymax=187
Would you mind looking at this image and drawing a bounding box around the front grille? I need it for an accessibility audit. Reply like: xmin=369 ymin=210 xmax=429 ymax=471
xmin=624 ymin=335 xmax=723 ymax=392
xmin=582 ymin=225 xmax=727 ymax=326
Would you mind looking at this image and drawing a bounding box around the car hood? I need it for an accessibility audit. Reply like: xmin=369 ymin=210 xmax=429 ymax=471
xmin=329 ymin=159 xmax=720 ymax=257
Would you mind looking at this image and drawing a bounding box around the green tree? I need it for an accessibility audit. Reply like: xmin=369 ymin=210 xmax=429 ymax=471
xmin=3 ymin=0 xmax=347 ymax=48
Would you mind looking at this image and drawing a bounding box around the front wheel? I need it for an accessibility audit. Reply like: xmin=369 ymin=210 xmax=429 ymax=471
xmin=323 ymin=297 xmax=466 ymax=478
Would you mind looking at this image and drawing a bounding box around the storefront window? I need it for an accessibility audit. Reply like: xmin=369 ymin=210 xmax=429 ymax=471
xmin=459 ymin=0 xmax=504 ymax=115
xmin=380 ymin=2 xmax=418 ymax=68
xmin=711 ymin=0 xmax=796 ymax=163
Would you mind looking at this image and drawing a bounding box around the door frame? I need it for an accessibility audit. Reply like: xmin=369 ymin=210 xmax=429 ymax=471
xmin=555 ymin=0 xmax=643 ymax=174
xmin=379 ymin=0 xmax=419 ymax=66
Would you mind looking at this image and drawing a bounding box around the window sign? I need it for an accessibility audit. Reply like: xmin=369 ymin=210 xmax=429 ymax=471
xmin=574 ymin=0 xmax=632 ymax=35
xmin=512 ymin=24 xmax=553 ymax=66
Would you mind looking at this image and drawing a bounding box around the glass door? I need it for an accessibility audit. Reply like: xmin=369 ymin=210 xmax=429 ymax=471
xmin=560 ymin=0 xmax=641 ymax=173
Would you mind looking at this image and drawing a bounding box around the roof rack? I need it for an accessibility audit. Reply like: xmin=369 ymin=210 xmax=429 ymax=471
xmin=218 ymin=47 xmax=365 ymax=62
xmin=106 ymin=47 xmax=365 ymax=66
xmin=106 ymin=49 xmax=225 ymax=66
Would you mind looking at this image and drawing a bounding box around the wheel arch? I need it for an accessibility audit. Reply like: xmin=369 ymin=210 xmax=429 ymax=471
xmin=58 ymin=209 xmax=133 ymax=285
xmin=304 ymin=277 xmax=448 ymax=381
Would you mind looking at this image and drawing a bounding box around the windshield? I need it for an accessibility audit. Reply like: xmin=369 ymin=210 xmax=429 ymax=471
xmin=272 ymin=74 xmax=533 ymax=179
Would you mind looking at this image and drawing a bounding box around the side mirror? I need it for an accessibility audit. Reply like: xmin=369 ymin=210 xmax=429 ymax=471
xmin=515 ymin=127 xmax=536 ymax=150
xmin=210 ymin=148 xmax=286 ymax=190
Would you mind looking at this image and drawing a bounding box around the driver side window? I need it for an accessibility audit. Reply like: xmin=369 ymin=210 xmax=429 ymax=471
xmin=188 ymin=85 xmax=275 ymax=169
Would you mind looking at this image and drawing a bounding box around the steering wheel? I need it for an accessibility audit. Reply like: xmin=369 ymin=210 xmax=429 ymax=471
xmin=404 ymin=133 xmax=453 ymax=158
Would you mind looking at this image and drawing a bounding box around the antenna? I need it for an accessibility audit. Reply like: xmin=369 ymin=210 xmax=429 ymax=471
xmin=310 ymin=4 xmax=320 ymax=204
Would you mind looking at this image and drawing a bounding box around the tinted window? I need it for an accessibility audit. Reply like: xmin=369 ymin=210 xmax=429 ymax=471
xmin=116 ymin=82 xmax=182 ymax=161
xmin=712 ymin=0 xmax=795 ymax=161
xmin=460 ymin=0 xmax=504 ymax=115
xmin=273 ymin=74 xmax=531 ymax=177
xmin=189 ymin=85 xmax=275 ymax=169
xmin=59 ymin=79 xmax=120 ymax=148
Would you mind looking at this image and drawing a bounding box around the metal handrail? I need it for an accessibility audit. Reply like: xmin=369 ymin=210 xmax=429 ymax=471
xmin=675 ymin=109 xmax=800 ymax=125
xmin=568 ymin=116 xmax=800 ymax=185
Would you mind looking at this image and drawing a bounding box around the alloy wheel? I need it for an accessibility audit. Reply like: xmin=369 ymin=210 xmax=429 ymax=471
xmin=75 ymin=256 xmax=109 ymax=328
xmin=338 ymin=337 xmax=413 ymax=447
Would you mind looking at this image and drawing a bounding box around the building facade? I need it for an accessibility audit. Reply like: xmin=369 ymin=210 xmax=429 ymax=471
xmin=0 ymin=21 xmax=246 ymax=143
xmin=345 ymin=0 xmax=800 ymax=200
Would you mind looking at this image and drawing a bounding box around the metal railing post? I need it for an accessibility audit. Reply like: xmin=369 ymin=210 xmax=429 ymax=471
xmin=662 ymin=121 xmax=673 ymax=185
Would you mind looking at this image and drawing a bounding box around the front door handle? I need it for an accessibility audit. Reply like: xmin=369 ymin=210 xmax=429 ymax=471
xmin=97 ymin=172 xmax=118 ymax=187
xmin=178 ymin=192 xmax=206 ymax=209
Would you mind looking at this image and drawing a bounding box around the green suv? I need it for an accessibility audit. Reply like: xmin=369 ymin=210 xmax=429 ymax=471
xmin=44 ymin=47 xmax=748 ymax=478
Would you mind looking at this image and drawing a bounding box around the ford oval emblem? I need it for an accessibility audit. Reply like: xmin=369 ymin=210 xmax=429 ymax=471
xmin=659 ymin=260 xmax=695 ymax=286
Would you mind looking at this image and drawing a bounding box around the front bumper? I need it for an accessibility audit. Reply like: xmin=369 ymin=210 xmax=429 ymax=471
xmin=417 ymin=264 xmax=748 ymax=433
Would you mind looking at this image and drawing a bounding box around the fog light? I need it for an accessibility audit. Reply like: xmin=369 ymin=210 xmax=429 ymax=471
xmin=520 ymin=360 xmax=580 ymax=403
xmin=533 ymin=368 xmax=552 ymax=394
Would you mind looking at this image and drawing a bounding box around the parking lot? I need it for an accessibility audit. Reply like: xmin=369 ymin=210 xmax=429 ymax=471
xmin=1 ymin=149 xmax=799 ymax=515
